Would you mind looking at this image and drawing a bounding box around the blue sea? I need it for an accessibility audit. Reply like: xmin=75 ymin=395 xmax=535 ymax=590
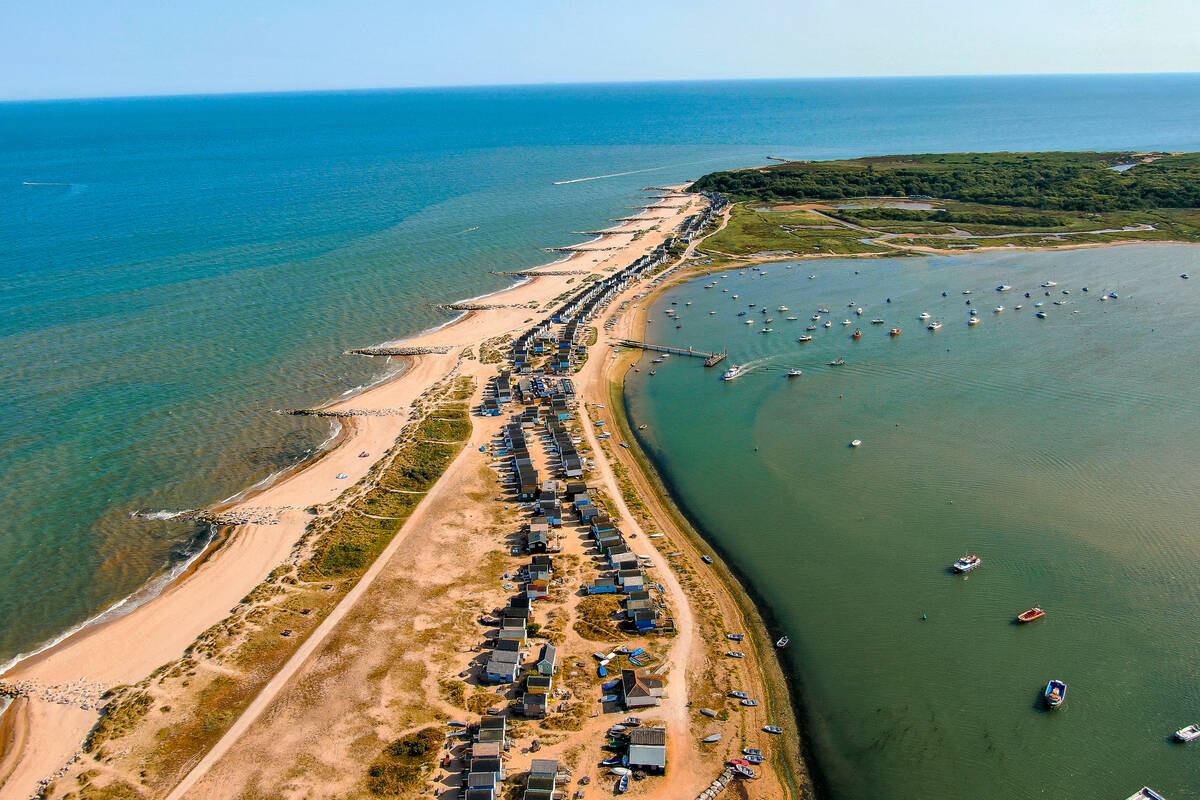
xmin=3 ymin=74 xmax=1200 ymax=795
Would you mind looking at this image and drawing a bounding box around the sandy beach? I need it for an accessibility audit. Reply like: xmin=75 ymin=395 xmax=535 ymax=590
xmin=0 ymin=191 xmax=804 ymax=799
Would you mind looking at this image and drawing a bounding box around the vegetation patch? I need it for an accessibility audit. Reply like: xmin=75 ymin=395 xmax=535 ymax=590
xmin=573 ymin=595 xmax=625 ymax=641
xmin=85 ymin=691 xmax=152 ymax=752
xmin=365 ymin=727 xmax=442 ymax=796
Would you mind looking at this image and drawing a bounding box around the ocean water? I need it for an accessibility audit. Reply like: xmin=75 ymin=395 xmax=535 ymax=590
xmin=3 ymin=74 xmax=1200 ymax=790
xmin=628 ymin=246 xmax=1200 ymax=799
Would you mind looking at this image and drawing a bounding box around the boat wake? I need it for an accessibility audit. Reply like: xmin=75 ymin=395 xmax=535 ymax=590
xmin=554 ymin=166 xmax=671 ymax=185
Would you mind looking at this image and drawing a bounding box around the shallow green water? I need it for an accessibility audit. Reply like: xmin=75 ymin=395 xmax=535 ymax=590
xmin=627 ymin=245 xmax=1200 ymax=799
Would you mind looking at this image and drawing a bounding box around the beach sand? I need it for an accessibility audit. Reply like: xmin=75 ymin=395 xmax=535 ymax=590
xmin=0 ymin=195 xmax=717 ymax=798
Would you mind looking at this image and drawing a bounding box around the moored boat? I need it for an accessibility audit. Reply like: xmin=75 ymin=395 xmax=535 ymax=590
xmin=997 ymin=284 xmax=1012 ymax=291
xmin=968 ymin=316 xmax=981 ymax=326
xmin=828 ymin=358 xmax=846 ymax=366
xmin=852 ymin=329 xmax=863 ymax=339
xmin=918 ymin=312 xmax=932 ymax=320
xmin=1175 ymin=724 xmax=1200 ymax=742
xmin=1124 ymin=788 xmax=1168 ymax=800
xmin=927 ymin=321 xmax=943 ymax=331
xmin=850 ymin=439 xmax=862 ymax=447
xmin=952 ymin=554 xmax=982 ymax=573
xmin=889 ymin=328 xmax=902 ymax=336
xmin=1017 ymin=607 xmax=1045 ymax=623
xmin=1044 ymin=679 xmax=1067 ymax=709
xmin=797 ymin=335 xmax=813 ymax=343
xmin=776 ymin=635 xmax=790 ymax=647
xmin=871 ymin=318 xmax=885 ymax=324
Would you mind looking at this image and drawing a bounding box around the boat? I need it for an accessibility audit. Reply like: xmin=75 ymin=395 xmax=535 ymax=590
xmin=842 ymin=319 xmax=852 ymax=325
xmin=812 ymin=314 xmax=822 ymax=320
xmin=765 ymin=317 xmax=774 ymax=322
xmin=335 ymin=473 xmax=349 ymax=480
xmin=818 ymin=307 xmax=830 ymax=313
xmin=855 ymin=307 xmax=864 ymax=315
xmin=760 ymin=328 xmax=774 ymax=333
xmin=850 ymin=439 xmax=862 ymax=448
xmin=1036 ymin=311 xmax=1048 ymax=319
xmin=358 ymin=451 xmax=370 ymax=457
xmin=745 ymin=319 xmax=755 ymax=324
xmin=732 ymin=764 xmax=757 ymax=779
xmin=1017 ymin=607 xmax=1045 ymax=623
xmin=918 ymin=312 xmax=932 ymax=320
xmin=737 ymin=311 xmax=747 ymax=316
xmin=711 ymin=310 xmax=717 ymax=314
xmin=889 ymin=328 xmax=902 ymax=336
xmin=797 ymin=335 xmax=813 ymax=342
xmin=806 ymin=325 xmax=818 ymax=331
xmin=997 ymin=284 xmax=1012 ymax=292
xmin=778 ymin=305 xmax=789 ymax=311
xmin=852 ymin=329 xmax=863 ymax=339
xmin=871 ymin=318 xmax=885 ymax=324
xmin=702 ymin=733 xmax=724 ymax=743
xmin=968 ymin=317 xmax=981 ymax=326
xmin=787 ymin=369 xmax=803 ymax=377
xmin=786 ymin=316 xmax=799 ymax=321
xmin=763 ymin=725 xmax=784 ymax=734
xmin=1182 ymin=273 xmax=1190 ymax=279
xmin=828 ymin=358 xmax=846 ymax=366
xmin=952 ymin=554 xmax=982 ymax=573
xmin=927 ymin=321 xmax=943 ymax=331
xmin=1044 ymin=679 xmax=1067 ymax=709
xmin=824 ymin=321 xmax=832 ymax=328
xmin=649 ymin=370 xmax=656 ymax=375
xmin=962 ymin=290 xmax=973 ymax=294
xmin=1124 ymin=789 xmax=1168 ymax=800
xmin=776 ymin=636 xmax=789 ymax=648
xmin=638 ymin=424 xmax=648 ymax=430
xmin=727 ymin=633 xmax=745 ymax=641
xmin=1174 ymin=724 xmax=1200 ymax=742
xmin=615 ymin=774 xmax=631 ymax=794
xmin=1041 ymin=280 xmax=1057 ymax=287
xmin=748 ymin=302 xmax=755 ymax=307
xmin=994 ymin=305 xmax=1004 ymax=312
xmin=722 ymin=365 xmax=746 ymax=381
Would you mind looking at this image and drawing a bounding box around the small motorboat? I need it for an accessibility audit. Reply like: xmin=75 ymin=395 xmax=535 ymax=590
xmin=1044 ymin=679 xmax=1067 ymax=709
xmin=1017 ymin=607 xmax=1045 ymax=623
xmin=1036 ymin=311 xmax=1048 ymax=319
xmin=1041 ymin=280 xmax=1057 ymax=287
xmin=871 ymin=318 xmax=885 ymax=324
xmin=997 ymin=284 xmax=1012 ymax=292
xmin=638 ymin=424 xmax=648 ymax=430
xmin=952 ymin=554 xmax=982 ymax=573
xmin=823 ymin=321 xmax=833 ymax=328
xmin=852 ymin=329 xmax=863 ymax=339
xmin=963 ymin=289 xmax=973 ymax=294
xmin=968 ymin=317 xmax=981 ymax=326
xmin=812 ymin=314 xmax=822 ymax=320
xmin=787 ymin=368 xmax=804 ymax=377
xmin=722 ymin=365 xmax=745 ymax=381
xmin=760 ymin=328 xmax=774 ymax=333
xmin=817 ymin=307 xmax=830 ymax=313
xmin=828 ymin=358 xmax=846 ymax=366
xmin=855 ymin=307 xmax=864 ymax=315
xmin=1182 ymin=273 xmax=1190 ymax=279
xmin=994 ymin=305 xmax=1004 ymax=312
xmin=806 ymin=325 xmax=818 ymax=331
xmin=776 ymin=636 xmax=790 ymax=648
xmin=778 ymin=305 xmax=789 ymax=311
xmin=927 ymin=321 xmax=943 ymax=331
xmin=842 ymin=319 xmax=852 ymax=326
xmin=889 ymin=328 xmax=902 ymax=336
xmin=727 ymin=633 xmax=745 ymax=641
xmin=1124 ymin=789 xmax=1168 ymax=800
xmin=335 ymin=473 xmax=349 ymax=480
xmin=918 ymin=312 xmax=932 ymax=320
xmin=797 ymin=335 xmax=813 ymax=343
xmin=1174 ymin=724 xmax=1200 ymax=742
xmin=786 ymin=316 xmax=799 ymax=321
xmin=737 ymin=311 xmax=747 ymax=316
xmin=850 ymin=439 xmax=862 ymax=448
xmin=649 ymin=370 xmax=656 ymax=375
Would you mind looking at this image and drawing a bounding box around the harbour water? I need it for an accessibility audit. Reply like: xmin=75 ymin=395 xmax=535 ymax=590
xmin=627 ymin=245 xmax=1200 ymax=798
xmin=3 ymin=75 xmax=1200 ymax=794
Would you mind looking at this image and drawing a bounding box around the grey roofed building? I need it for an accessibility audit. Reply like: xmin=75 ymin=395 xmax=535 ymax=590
xmin=529 ymin=758 xmax=559 ymax=777
xmin=627 ymin=726 xmax=667 ymax=771
xmin=536 ymin=643 xmax=558 ymax=675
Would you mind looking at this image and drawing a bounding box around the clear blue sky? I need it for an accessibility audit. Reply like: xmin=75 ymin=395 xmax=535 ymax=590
xmin=5 ymin=0 xmax=1199 ymax=101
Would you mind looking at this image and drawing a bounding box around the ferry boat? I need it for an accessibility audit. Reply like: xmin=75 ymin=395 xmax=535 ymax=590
xmin=968 ymin=317 xmax=981 ymax=326
xmin=997 ymin=284 xmax=1013 ymax=292
xmin=918 ymin=312 xmax=932 ymax=320
xmin=852 ymin=329 xmax=863 ymax=339
xmin=1017 ymin=607 xmax=1045 ymax=623
xmin=786 ymin=369 xmax=803 ymax=377
xmin=927 ymin=321 xmax=943 ymax=331
xmin=889 ymin=328 xmax=902 ymax=336
xmin=952 ymin=554 xmax=982 ymax=573
xmin=828 ymin=358 xmax=846 ymax=366
xmin=722 ymin=365 xmax=746 ymax=381
xmin=1174 ymin=724 xmax=1200 ymax=742
xmin=1044 ymin=679 xmax=1067 ymax=709
xmin=797 ymin=335 xmax=813 ymax=342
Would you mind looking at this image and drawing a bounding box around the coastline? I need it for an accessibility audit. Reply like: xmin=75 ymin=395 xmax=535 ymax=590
xmin=0 ymin=199 xmax=741 ymax=797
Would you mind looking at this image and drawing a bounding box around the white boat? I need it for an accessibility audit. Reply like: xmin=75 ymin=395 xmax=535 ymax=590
xmin=824 ymin=321 xmax=832 ymax=328
xmin=993 ymin=305 xmax=1004 ymax=312
xmin=638 ymin=424 xmax=648 ymax=430
xmin=1175 ymin=724 xmax=1200 ymax=741
xmin=997 ymin=284 xmax=1012 ymax=292
xmin=776 ymin=636 xmax=790 ymax=647
xmin=786 ymin=369 xmax=803 ymax=377
xmin=927 ymin=321 xmax=943 ymax=330
xmin=1041 ymin=281 xmax=1057 ymax=287
xmin=722 ymin=365 xmax=746 ymax=381
xmin=1036 ymin=311 xmax=1048 ymax=319
xmin=797 ymin=335 xmax=813 ymax=342
xmin=842 ymin=319 xmax=852 ymax=326
xmin=855 ymin=307 xmax=864 ymax=315
xmin=850 ymin=439 xmax=862 ymax=447
xmin=786 ymin=316 xmax=799 ymax=321
xmin=952 ymin=554 xmax=982 ymax=573
xmin=962 ymin=290 xmax=972 ymax=294
xmin=745 ymin=319 xmax=755 ymax=324
xmin=968 ymin=317 xmax=981 ymax=326
xmin=817 ymin=307 xmax=830 ymax=313
xmin=918 ymin=312 xmax=932 ymax=320
xmin=778 ymin=305 xmax=789 ymax=311
xmin=1124 ymin=788 xmax=1168 ymax=800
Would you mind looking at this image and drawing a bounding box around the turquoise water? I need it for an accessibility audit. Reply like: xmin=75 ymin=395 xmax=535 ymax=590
xmin=628 ymin=246 xmax=1200 ymax=799
xmin=3 ymin=76 xmax=1200 ymax=794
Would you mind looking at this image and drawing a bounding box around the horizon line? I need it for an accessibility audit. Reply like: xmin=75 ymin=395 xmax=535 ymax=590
xmin=4 ymin=70 xmax=1200 ymax=105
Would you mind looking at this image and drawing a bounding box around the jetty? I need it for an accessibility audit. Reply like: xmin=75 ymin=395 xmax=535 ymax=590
xmin=614 ymin=339 xmax=727 ymax=366
xmin=347 ymin=345 xmax=453 ymax=356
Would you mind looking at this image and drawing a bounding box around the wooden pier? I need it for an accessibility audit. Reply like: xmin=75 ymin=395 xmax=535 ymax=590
xmin=614 ymin=339 xmax=727 ymax=366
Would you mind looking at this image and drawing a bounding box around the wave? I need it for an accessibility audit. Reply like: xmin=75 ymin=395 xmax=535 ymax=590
xmin=131 ymin=509 xmax=192 ymax=521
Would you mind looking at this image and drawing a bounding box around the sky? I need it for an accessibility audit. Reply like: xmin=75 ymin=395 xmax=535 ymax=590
xmin=4 ymin=0 xmax=1200 ymax=101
